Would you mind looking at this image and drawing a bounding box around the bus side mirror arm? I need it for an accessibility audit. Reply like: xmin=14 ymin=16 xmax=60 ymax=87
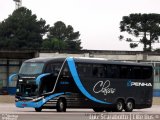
xmin=35 ymin=73 xmax=51 ymax=85
xmin=9 ymin=73 xmax=18 ymax=83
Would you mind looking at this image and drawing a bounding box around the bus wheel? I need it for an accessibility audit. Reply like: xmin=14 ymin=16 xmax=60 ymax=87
xmin=35 ymin=107 xmax=42 ymax=112
xmin=93 ymin=108 xmax=104 ymax=112
xmin=56 ymin=98 xmax=66 ymax=112
xmin=114 ymin=100 xmax=124 ymax=112
xmin=125 ymin=100 xmax=134 ymax=112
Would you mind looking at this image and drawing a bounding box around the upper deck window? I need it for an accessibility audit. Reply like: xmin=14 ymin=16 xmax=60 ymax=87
xmin=19 ymin=62 xmax=44 ymax=75
xmin=77 ymin=63 xmax=92 ymax=77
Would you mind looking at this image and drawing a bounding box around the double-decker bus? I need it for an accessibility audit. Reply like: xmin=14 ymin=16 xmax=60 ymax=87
xmin=10 ymin=57 xmax=153 ymax=112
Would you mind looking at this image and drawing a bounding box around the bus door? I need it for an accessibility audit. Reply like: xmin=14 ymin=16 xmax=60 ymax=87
xmin=39 ymin=63 xmax=62 ymax=94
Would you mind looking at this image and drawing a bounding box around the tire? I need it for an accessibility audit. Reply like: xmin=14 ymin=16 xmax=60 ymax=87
xmin=93 ymin=108 xmax=104 ymax=112
xmin=114 ymin=100 xmax=124 ymax=112
xmin=35 ymin=107 xmax=42 ymax=112
xmin=125 ymin=100 xmax=134 ymax=112
xmin=56 ymin=98 xmax=66 ymax=112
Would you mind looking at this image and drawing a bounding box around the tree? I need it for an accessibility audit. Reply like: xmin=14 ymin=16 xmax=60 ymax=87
xmin=43 ymin=21 xmax=82 ymax=50
xmin=119 ymin=13 xmax=160 ymax=51
xmin=0 ymin=7 xmax=49 ymax=49
xmin=42 ymin=38 xmax=67 ymax=50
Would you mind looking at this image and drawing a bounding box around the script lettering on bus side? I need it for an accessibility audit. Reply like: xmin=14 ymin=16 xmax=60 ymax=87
xmin=93 ymin=80 xmax=116 ymax=95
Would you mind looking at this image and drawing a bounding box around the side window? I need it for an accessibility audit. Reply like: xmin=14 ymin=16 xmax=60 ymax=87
xmin=51 ymin=63 xmax=62 ymax=76
xmin=92 ymin=64 xmax=107 ymax=78
xmin=132 ymin=66 xmax=142 ymax=79
xmin=77 ymin=63 xmax=92 ymax=77
xmin=120 ymin=66 xmax=131 ymax=79
xmin=61 ymin=64 xmax=70 ymax=77
xmin=45 ymin=63 xmax=62 ymax=75
xmin=143 ymin=67 xmax=152 ymax=79
xmin=107 ymin=65 xmax=120 ymax=78
xmin=45 ymin=64 xmax=53 ymax=73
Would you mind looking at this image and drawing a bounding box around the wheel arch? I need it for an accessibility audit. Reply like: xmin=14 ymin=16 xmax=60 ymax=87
xmin=115 ymin=97 xmax=125 ymax=105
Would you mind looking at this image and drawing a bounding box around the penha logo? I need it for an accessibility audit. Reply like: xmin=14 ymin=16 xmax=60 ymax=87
xmin=127 ymin=80 xmax=152 ymax=87
xmin=93 ymin=80 xmax=116 ymax=95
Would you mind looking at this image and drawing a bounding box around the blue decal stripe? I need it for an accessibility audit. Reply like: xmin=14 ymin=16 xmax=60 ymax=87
xmin=66 ymin=57 xmax=112 ymax=104
xmin=16 ymin=92 xmax=64 ymax=108
xmin=36 ymin=73 xmax=51 ymax=85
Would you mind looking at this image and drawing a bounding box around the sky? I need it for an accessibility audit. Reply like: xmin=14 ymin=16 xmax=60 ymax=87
xmin=0 ymin=0 xmax=160 ymax=51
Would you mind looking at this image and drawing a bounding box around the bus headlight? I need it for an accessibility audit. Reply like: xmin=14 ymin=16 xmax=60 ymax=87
xmin=16 ymin=88 xmax=20 ymax=92
xmin=32 ymin=96 xmax=44 ymax=102
xmin=19 ymin=79 xmax=23 ymax=82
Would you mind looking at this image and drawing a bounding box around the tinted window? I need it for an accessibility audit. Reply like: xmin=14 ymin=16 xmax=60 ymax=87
xmin=45 ymin=64 xmax=52 ymax=73
xmin=107 ymin=65 xmax=120 ymax=78
xmin=77 ymin=63 xmax=92 ymax=77
xmin=131 ymin=66 xmax=142 ymax=79
xmin=76 ymin=63 xmax=152 ymax=80
xmin=45 ymin=63 xmax=62 ymax=75
xmin=51 ymin=63 xmax=62 ymax=76
xmin=143 ymin=67 xmax=152 ymax=79
xmin=92 ymin=64 xmax=107 ymax=78
xmin=120 ymin=66 xmax=131 ymax=79
xmin=61 ymin=64 xmax=70 ymax=77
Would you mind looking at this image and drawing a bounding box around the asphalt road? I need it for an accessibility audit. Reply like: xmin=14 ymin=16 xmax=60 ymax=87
xmin=0 ymin=103 xmax=160 ymax=120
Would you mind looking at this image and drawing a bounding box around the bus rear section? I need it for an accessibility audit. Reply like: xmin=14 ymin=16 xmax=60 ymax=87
xmin=71 ymin=57 xmax=153 ymax=112
xmin=12 ymin=57 xmax=153 ymax=112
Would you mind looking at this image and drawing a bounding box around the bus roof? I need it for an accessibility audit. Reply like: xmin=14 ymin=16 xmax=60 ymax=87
xmin=73 ymin=57 xmax=152 ymax=67
xmin=24 ymin=57 xmax=152 ymax=67
xmin=24 ymin=57 xmax=66 ymax=63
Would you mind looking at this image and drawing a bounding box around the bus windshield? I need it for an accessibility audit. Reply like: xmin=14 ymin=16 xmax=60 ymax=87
xmin=19 ymin=62 xmax=44 ymax=75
